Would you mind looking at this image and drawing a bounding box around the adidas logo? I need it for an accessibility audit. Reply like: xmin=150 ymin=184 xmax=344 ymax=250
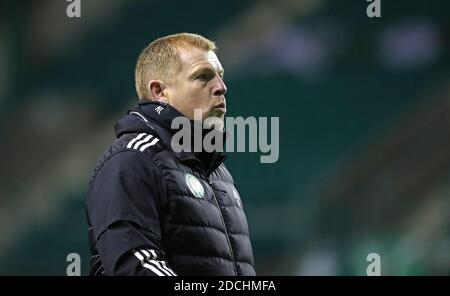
xmin=126 ymin=133 xmax=159 ymax=152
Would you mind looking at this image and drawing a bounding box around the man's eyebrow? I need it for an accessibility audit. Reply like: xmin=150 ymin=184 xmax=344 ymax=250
xmin=189 ymin=66 xmax=224 ymax=78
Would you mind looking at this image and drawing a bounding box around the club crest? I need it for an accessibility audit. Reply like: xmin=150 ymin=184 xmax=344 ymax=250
xmin=185 ymin=173 xmax=204 ymax=198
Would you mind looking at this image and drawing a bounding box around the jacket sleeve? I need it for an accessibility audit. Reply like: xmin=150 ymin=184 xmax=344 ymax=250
xmin=87 ymin=150 xmax=176 ymax=276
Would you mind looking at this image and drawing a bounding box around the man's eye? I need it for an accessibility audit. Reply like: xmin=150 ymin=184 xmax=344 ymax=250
xmin=196 ymin=74 xmax=209 ymax=81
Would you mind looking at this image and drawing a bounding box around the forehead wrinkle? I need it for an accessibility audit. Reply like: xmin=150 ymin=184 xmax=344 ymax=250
xmin=189 ymin=58 xmax=224 ymax=76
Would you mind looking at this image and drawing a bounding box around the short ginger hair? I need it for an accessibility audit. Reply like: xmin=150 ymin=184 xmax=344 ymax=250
xmin=134 ymin=33 xmax=217 ymax=100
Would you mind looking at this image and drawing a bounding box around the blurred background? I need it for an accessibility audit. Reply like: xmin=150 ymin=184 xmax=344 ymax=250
xmin=0 ymin=0 xmax=449 ymax=275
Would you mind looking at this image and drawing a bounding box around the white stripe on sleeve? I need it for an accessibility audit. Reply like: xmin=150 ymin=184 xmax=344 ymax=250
xmin=148 ymin=249 xmax=177 ymax=276
xmin=139 ymin=138 xmax=159 ymax=152
xmin=127 ymin=133 xmax=146 ymax=149
xmin=133 ymin=134 xmax=153 ymax=150
xmin=133 ymin=250 xmax=165 ymax=276
xmin=141 ymin=249 xmax=174 ymax=276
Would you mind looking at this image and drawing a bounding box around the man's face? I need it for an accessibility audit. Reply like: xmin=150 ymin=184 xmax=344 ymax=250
xmin=165 ymin=46 xmax=227 ymax=127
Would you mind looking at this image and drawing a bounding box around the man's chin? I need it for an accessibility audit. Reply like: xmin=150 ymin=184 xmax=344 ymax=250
xmin=208 ymin=108 xmax=226 ymax=118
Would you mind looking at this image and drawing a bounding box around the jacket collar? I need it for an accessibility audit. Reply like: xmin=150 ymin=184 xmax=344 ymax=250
xmin=115 ymin=101 xmax=227 ymax=175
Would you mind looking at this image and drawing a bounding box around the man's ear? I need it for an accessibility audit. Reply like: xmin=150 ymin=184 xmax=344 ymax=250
xmin=148 ymin=80 xmax=169 ymax=103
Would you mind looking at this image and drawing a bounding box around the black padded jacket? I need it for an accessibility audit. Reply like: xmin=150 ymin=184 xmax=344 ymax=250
xmin=86 ymin=101 xmax=256 ymax=276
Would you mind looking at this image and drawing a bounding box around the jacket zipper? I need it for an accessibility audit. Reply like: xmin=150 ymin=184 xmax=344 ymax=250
xmin=197 ymin=170 xmax=238 ymax=275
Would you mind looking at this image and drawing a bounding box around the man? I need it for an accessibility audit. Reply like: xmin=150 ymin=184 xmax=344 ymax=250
xmin=86 ymin=33 xmax=256 ymax=276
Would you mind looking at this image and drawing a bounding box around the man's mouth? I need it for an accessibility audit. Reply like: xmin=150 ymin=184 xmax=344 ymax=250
xmin=213 ymin=103 xmax=227 ymax=114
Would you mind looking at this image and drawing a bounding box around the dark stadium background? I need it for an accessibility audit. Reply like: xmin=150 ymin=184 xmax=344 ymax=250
xmin=0 ymin=0 xmax=449 ymax=275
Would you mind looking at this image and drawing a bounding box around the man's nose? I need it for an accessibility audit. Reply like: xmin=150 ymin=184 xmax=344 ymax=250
xmin=212 ymin=76 xmax=227 ymax=97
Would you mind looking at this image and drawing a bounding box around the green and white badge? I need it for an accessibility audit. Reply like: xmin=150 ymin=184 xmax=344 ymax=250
xmin=185 ymin=173 xmax=204 ymax=198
